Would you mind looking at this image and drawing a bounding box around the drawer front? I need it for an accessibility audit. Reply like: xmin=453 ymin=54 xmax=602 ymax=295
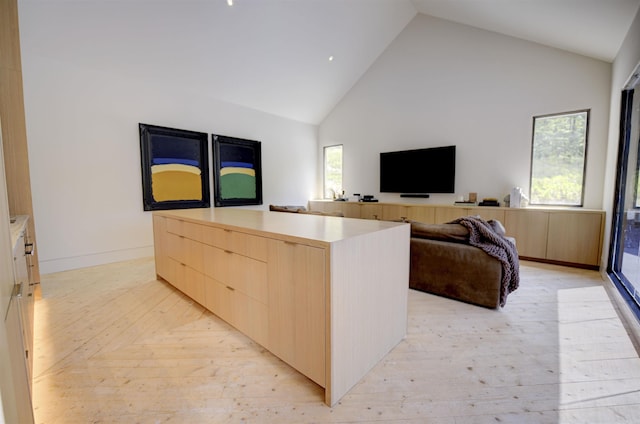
xmin=203 ymin=227 xmax=267 ymax=261
xmin=166 ymin=233 xmax=204 ymax=273
xmin=232 ymin=290 xmax=268 ymax=347
xmin=166 ymin=218 xmax=206 ymax=242
xmin=166 ymin=232 xmax=186 ymax=264
xmin=165 ymin=257 xmax=205 ymax=305
xmin=203 ymin=276 xmax=268 ymax=346
xmin=202 ymin=245 xmax=267 ymax=304
xmin=204 ymin=276 xmax=233 ymax=323
xmin=165 ymin=257 xmax=186 ymax=293
xmin=166 ymin=218 xmax=183 ymax=236
xmin=183 ymin=266 xmax=205 ymax=305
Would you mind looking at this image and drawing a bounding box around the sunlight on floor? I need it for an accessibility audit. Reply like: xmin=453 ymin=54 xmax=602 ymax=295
xmin=557 ymin=285 xmax=640 ymax=422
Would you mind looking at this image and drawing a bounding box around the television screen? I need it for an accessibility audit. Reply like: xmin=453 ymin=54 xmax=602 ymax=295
xmin=380 ymin=145 xmax=456 ymax=194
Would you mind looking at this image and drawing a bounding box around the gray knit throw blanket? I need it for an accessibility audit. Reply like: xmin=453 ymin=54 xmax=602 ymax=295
xmin=449 ymin=216 xmax=520 ymax=307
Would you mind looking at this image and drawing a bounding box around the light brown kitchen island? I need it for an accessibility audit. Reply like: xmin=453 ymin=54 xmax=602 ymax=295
xmin=152 ymin=208 xmax=409 ymax=406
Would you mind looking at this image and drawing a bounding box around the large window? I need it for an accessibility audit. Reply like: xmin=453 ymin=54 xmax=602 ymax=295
xmin=529 ymin=110 xmax=589 ymax=206
xmin=609 ymin=72 xmax=640 ymax=321
xmin=323 ymin=145 xmax=343 ymax=199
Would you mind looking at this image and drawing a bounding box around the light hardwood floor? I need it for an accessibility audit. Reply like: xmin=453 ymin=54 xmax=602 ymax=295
xmin=32 ymin=258 xmax=640 ymax=423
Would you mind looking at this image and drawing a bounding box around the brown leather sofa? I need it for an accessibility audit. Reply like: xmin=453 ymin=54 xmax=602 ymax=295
xmin=408 ymin=220 xmax=517 ymax=309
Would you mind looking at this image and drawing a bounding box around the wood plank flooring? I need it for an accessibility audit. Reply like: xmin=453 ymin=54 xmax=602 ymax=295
xmin=32 ymin=257 xmax=640 ymax=423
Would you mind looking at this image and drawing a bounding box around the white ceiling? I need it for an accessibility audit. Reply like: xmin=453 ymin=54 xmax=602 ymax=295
xmin=19 ymin=0 xmax=640 ymax=125
xmin=411 ymin=0 xmax=640 ymax=63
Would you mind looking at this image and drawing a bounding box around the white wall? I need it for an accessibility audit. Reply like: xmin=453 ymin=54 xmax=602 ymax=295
xmin=601 ymin=7 xmax=640 ymax=267
xmin=319 ymin=14 xmax=612 ymax=208
xmin=19 ymin=20 xmax=317 ymax=274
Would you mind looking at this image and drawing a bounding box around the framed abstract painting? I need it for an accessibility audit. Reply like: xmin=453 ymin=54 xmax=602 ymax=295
xmin=212 ymin=134 xmax=262 ymax=207
xmin=139 ymin=123 xmax=210 ymax=211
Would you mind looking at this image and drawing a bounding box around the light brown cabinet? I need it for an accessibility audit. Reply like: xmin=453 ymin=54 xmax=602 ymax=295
xmin=153 ymin=208 xmax=409 ymax=406
xmin=309 ymin=200 xmax=605 ymax=267
xmin=267 ymin=239 xmax=325 ymax=386
xmin=504 ymin=210 xmax=549 ymax=259
xmin=546 ymin=212 xmax=604 ymax=266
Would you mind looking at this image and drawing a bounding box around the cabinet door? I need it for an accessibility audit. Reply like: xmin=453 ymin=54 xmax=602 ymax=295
xmin=5 ymin=297 xmax=34 ymax=424
xmin=360 ymin=204 xmax=382 ymax=220
xmin=467 ymin=208 xmax=505 ymax=223
xmin=342 ymin=203 xmax=361 ymax=218
xmin=308 ymin=200 xmax=328 ymax=213
xmin=406 ymin=206 xmax=435 ymax=224
xmin=382 ymin=205 xmax=408 ymax=221
xmin=546 ymin=212 xmax=603 ymax=266
xmin=434 ymin=207 xmax=469 ymax=223
xmin=504 ymin=210 xmax=549 ymax=259
xmin=267 ymin=240 xmax=326 ymax=387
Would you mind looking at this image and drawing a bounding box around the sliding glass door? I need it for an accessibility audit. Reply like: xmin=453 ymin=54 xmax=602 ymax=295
xmin=609 ymin=77 xmax=640 ymax=319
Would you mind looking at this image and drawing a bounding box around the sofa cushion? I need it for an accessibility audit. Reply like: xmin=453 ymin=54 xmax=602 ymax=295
xmin=410 ymin=222 xmax=469 ymax=243
xmin=269 ymin=205 xmax=306 ymax=213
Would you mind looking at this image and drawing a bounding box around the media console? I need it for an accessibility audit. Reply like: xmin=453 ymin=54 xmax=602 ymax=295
xmin=309 ymin=200 xmax=605 ymax=269
xmin=153 ymin=208 xmax=410 ymax=406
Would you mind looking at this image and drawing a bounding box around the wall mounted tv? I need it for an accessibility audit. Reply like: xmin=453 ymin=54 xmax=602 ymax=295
xmin=380 ymin=145 xmax=456 ymax=196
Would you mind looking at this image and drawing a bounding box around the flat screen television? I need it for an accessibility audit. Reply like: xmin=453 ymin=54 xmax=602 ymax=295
xmin=380 ymin=145 xmax=456 ymax=195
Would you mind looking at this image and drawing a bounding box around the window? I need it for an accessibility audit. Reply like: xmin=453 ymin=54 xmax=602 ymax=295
xmin=323 ymin=145 xmax=343 ymax=199
xmin=529 ymin=110 xmax=589 ymax=206
xmin=609 ymin=72 xmax=640 ymax=321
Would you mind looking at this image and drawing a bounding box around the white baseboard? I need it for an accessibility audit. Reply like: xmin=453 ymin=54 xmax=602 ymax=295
xmin=38 ymin=245 xmax=154 ymax=275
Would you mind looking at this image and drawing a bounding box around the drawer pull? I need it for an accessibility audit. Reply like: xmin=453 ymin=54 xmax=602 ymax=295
xmin=226 ymin=286 xmax=235 ymax=291
xmin=224 ymin=250 xmax=233 ymax=254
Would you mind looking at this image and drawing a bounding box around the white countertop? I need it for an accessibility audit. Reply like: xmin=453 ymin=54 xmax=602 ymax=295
xmin=154 ymin=208 xmax=407 ymax=245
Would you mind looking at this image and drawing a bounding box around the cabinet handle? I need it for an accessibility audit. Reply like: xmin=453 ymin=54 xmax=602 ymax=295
xmin=12 ymin=282 xmax=23 ymax=298
xmin=25 ymin=243 xmax=34 ymax=255
xmin=284 ymin=241 xmax=296 ymax=246
xmin=226 ymin=286 xmax=235 ymax=291
xmin=224 ymin=250 xmax=233 ymax=254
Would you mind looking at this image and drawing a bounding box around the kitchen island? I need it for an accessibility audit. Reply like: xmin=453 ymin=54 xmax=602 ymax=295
xmin=152 ymin=208 xmax=409 ymax=406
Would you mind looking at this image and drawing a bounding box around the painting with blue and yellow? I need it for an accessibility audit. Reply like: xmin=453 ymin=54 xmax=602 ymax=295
xmin=150 ymin=135 xmax=203 ymax=202
xmin=219 ymin=143 xmax=256 ymax=199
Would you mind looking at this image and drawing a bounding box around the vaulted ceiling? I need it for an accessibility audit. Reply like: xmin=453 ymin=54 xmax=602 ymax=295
xmin=19 ymin=0 xmax=640 ymax=124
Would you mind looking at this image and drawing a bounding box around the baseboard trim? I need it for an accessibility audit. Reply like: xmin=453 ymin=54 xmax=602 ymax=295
xmin=39 ymin=245 xmax=154 ymax=275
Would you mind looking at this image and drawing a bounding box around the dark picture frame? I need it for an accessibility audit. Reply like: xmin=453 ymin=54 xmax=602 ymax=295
xmin=139 ymin=123 xmax=210 ymax=211
xmin=212 ymin=134 xmax=263 ymax=207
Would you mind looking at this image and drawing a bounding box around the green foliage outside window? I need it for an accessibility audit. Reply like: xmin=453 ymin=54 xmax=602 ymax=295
xmin=324 ymin=145 xmax=343 ymax=199
xmin=530 ymin=111 xmax=588 ymax=206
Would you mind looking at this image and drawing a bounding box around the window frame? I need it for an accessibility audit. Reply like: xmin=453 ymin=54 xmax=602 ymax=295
xmin=528 ymin=109 xmax=590 ymax=207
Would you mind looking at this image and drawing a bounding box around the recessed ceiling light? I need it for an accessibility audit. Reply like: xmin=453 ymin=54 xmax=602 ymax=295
xmin=329 ymin=56 xmax=334 ymax=62
xmin=227 ymin=0 xmax=233 ymax=6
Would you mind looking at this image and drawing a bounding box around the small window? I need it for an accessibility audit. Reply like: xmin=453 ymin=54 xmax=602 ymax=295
xmin=529 ymin=110 xmax=589 ymax=206
xmin=323 ymin=145 xmax=343 ymax=199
